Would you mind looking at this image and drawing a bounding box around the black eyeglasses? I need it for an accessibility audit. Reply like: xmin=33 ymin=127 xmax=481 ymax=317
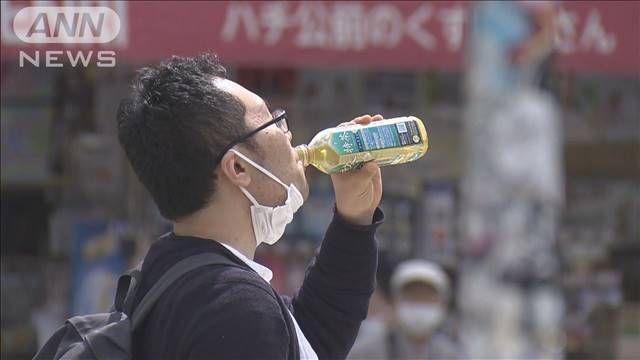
xmin=217 ymin=109 xmax=289 ymax=164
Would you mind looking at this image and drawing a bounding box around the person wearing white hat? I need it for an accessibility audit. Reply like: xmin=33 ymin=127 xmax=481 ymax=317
xmin=348 ymin=259 xmax=462 ymax=360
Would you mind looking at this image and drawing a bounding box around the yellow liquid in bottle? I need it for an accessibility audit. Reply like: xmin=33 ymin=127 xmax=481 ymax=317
xmin=295 ymin=116 xmax=428 ymax=174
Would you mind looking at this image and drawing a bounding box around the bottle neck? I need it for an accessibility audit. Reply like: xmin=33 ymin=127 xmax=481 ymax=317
xmin=295 ymin=144 xmax=313 ymax=167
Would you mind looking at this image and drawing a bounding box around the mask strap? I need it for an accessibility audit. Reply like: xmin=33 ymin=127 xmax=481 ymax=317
xmin=229 ymin=149 xmax=289 ymax=189
xmin=238 ymin=186 xmax=259 ymax=207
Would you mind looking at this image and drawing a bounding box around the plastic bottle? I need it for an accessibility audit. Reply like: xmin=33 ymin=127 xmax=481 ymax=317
xmin=295 ymin=116 xmax=428 ymax=174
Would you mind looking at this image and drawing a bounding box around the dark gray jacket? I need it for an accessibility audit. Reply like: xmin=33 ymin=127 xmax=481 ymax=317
xmin=132 ymin=207 xmax=384 ymax=359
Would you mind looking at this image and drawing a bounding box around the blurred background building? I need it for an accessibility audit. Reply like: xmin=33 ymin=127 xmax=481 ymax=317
xmin=1 ymin=1 xmax=638 ymax=359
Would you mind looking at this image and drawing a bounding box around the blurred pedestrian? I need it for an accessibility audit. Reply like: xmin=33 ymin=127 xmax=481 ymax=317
xmin=349 ymin=259 xmax=462 ymax=359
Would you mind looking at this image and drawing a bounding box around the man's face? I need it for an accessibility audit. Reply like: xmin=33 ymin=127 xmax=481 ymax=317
xmin=214 ymin=78 xmax=309 ymax=205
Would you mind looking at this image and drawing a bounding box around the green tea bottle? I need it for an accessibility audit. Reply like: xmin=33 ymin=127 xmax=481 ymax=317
xmin=295 ymin=116 xmax=428 ymax=174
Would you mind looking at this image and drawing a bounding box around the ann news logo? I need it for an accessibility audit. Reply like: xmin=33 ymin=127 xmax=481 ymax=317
xmin=13 ymin=6 xmax=120 ymax=68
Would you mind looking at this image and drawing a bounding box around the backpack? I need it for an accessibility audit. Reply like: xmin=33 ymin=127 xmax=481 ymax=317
xmin=33 ymin=253 xmax=236 ymax=360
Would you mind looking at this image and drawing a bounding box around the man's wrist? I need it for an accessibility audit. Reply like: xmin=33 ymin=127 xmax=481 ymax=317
xmin=335 ymin=206 xmax=374 ymax=226
xmin=332 ymin=206 xmax=385 ymax=233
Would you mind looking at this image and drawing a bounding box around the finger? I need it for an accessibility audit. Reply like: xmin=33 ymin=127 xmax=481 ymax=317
xmin=352 ymin=115 xmax=372 ymax=125
xmin=339 ymin=114 xmax=373 ymax=128
xmin=352 ymin=115 xmax=369 ymax=123
xmin=371 ymin=114 xmax=384 ymax=122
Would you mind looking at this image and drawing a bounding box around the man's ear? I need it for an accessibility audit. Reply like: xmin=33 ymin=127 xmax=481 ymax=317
xmin=219 ymin=151 xmax=251 ymax=188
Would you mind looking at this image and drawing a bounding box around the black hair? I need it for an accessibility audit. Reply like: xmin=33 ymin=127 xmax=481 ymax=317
xmin=116 ymin=54 xmax=255 ymax=221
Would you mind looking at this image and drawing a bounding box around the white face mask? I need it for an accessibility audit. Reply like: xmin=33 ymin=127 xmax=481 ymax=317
xmin=396 ymin=303 xmax=444 ymax=337
xmin=229 ymin=149 xmax=304 ymax=246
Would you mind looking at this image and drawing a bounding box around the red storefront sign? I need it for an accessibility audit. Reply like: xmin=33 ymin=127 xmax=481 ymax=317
xmin=1 ymin=1 xmax=638 ymax=74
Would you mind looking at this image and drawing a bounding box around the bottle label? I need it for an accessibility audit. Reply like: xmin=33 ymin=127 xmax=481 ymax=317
xmin=331 ymin=120 xmax=422 ymax=155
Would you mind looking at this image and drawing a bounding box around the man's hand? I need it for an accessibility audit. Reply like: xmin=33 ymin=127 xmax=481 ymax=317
xmin=331 ymin=114 xmax=384 ymax=226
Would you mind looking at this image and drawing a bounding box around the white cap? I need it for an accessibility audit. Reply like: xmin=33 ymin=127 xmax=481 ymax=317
xmin=390 ymin=260 xmax=450 ymax=301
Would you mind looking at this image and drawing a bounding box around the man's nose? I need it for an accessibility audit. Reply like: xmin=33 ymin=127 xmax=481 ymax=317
xmin=286 ymin=130 xmax=293 ymax=142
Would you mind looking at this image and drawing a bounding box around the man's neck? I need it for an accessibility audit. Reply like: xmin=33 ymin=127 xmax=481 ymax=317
xmin=173 ymin=193 xmax=257 ymax=259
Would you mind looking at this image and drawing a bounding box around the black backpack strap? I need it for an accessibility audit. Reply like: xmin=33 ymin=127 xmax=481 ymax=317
xmin=122 ymin=269 xmax=141 ymax=314
xmin=114 ymin=266 xmax=142 ymax=314
xmin=131 ymin=252 xmax=237 ymax=330
xmin=114 ymin=270 xmax=141 ymax=310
